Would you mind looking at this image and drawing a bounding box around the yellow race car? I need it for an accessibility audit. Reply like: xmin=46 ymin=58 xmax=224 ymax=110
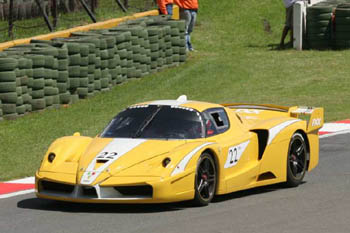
xmin=35 ymin=95 xmax=324 ymax=206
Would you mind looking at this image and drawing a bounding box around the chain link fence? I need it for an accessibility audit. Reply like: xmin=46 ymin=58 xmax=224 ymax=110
xmin=0 ymin=0 xmax=157 ymax=40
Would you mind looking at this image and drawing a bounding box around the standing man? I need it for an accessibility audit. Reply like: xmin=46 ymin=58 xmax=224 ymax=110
xmin=174 ymin=0 xmax=198 ymax=51
xmin=157 ymin=0 xmax=174 ymax=16
xmin=280 ymin=0 xmax=300 ymax=49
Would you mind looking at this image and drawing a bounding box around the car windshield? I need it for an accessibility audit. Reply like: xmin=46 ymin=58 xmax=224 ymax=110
xmin=100 ymin=105 xmax=204 ymax=139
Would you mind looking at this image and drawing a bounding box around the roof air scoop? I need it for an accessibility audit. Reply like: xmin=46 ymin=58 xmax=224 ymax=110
xmin=176 ymin=95 xmax=187 ymax=103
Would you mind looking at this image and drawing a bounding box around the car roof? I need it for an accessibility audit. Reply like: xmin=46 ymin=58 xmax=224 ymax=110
xmin=133 ymin=95 xmax=223 ymax=112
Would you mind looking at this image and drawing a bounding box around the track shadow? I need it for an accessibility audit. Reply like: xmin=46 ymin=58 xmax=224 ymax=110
xmin=212 ymin=181 xmax=306 ymax=203
xmin=17 ymin=197 xmax=194 ymax=214
xmin=17 ymin=182 xmax=306 ymax=213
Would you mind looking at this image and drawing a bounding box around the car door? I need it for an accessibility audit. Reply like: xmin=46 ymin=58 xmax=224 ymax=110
xmin=202 ymin=108 xmax=260 ymax=194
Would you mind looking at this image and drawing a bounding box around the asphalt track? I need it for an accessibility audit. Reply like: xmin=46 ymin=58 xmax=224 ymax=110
xmin=0 ymin=134 xmax=349 ymax=233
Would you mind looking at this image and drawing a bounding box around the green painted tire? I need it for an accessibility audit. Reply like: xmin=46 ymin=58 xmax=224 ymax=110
xmin=45 ymin=96 xmax=54 ymax=106
xmin=335 ymin=8 xmax=350 ymax=17
xmin=31 ymin=98 xmax=46 ymax=110
xmin=68 ymin=66 xmax=81 ymax=77
xmin=31 ymin=89 xmax=45 ymax=98
xmin=180 ymin=54 xmax=187 ymax=62
xmin=77 ymin=87 xmax=88 ymax=97
xmin=57 ymin=83 xmax=67 ymax=93
xmin=0 ymin=58 xmax=18 ymax=71
xmin=69 ymin=78 xmax=80 ymax=89
xmin=2 ymin=103 xmax=17 ymax=114
xmin=16 ymin=105 xmax=26 ymax=114
xmin=0 ymin=71 xmax=17 ymax=82
xmin=58 ymin=71 xmax=69 ymax=82
xmin=16 ymin=87 xmax=23 ymax=96
xmin=94 ymin=80 xmax=101 ymax=90
xmin=0 ymin=82 xmax=16 ymax=93
xmin=306 ymin=13 xmax=332 ymax=21
xmin=32 ymin=78 xmax=45 ymax=90
xmin=80 ymin=67 xmax=89 ymax=77
xmin=79 ymin=78 xmax=89 ymax=87
xmin=58 ymin=59 xmax=69 ymax=71
xmin=44 ymin=87 xmax=59 ymax=96
xmin=100 ymin=77 xmax=110 ymax=88
xmin=59 ymin=92 xmax=71 ymax=104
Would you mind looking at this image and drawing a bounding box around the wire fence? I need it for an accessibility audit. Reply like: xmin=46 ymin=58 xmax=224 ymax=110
xmin=0 ymin=0 xmax=157 ymax=41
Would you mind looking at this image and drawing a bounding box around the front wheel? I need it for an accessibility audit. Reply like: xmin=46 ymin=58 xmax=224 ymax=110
xmin=193 ymin=153 xmax=217 ymax=206
xmin=286 ymin=132 xmax=307 ymax=187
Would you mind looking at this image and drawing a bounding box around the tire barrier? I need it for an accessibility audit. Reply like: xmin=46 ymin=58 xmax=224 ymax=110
xmin=306 ymin=0 xmax=350 ymax=49
xmin=0 ymin=15 xmax=187 ymax=120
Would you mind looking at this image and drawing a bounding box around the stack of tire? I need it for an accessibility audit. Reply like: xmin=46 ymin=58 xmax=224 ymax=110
xmin=16 ymin=57 xmax=32 ymax=115
xmin=29 ymin=46 xmax=60 ymax=109
xmin=146 ymin=26 xmax=163 ymax=73
xmin=76 ymin=43 xmax=90 ymax=98
xmin=103 ymin=31 xmax=131 ymax=84
xmin=0 ymin=16 xmax=188 ymax=121
xmin=0 ymin=57 xmax=19 ymax=120
xmin=53 ymin=42 xmax=71 ymax=104
xmin=64 ymin=34 xmax=103 ymax=94
xmin=166 ymin=20 xmax=187 ymax=65
xmin=108 ymin=28 xmax=135 ymax=79
xmin=110 ymin=25 xmax=146 ymax=78
xmin=334 ymin=3 xmax=350 ymax=48
xmin=26 ymin=54 xmax=46 ymax=111
xmin=97 ymin=36 xmax=112 ymax=91
xmin=306 ymin=5 xmax=333 ymax=49
xmin=79 ymin=38 xmax=98 ymax=96
xmin=64 ymin=41 xmax=81 ymax=103
xmin=3 ymin=45 xmax=35 ymax=113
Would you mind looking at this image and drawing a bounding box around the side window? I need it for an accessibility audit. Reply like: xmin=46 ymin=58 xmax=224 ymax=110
xmin=202 ymin=108 xmax=230 ymax=137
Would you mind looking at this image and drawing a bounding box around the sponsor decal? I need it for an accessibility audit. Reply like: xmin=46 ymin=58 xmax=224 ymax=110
xmin=235 ymin=109 xmax=262 ymax=114
xmin=312 ymin=118 xmax=322 ymax=127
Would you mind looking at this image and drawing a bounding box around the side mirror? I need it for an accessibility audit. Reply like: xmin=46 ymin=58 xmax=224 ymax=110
xmin=73 ymin=132 xmax=81 ymax=136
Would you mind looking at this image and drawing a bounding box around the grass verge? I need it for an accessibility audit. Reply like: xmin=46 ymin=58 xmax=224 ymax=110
xmin=1 ymin=0 xmax=350 ymax=180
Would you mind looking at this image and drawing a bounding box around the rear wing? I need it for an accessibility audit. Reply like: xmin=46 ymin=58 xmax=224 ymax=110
xmin=289 ymin=107 xmax=324 ymax=132
xmin=221 ymin=103 xmax=289 ymax=112
xmin=222 ymin=103 xmax=324 ymax=132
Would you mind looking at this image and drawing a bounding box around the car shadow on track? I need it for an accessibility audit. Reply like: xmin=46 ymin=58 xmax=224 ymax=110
xmin=17 ymin=182 xmax=305 ymax=213
xmin=212 ymin=182 xmax=306 ymax=203
xmin=16 ymin=198 xmax=195 ymax=213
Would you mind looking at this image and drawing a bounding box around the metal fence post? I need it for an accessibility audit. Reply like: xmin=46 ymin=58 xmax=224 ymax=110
xmin=34 ymin=0 xmax=54 ymax=32
xmin=8 ymin=0 xmax=14 ymax=38
xmin=52 ymin=0 xmax=58 ymax=28
xmin=78 ymin=0 xmax=97 ymax=23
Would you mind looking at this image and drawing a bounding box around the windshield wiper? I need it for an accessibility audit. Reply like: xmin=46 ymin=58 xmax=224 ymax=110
xmin=133 ymin=106 xmax=162 ymax=138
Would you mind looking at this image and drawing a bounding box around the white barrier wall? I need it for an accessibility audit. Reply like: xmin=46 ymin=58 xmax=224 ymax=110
xmin=293 ymin=0 xmax=326 ymax=50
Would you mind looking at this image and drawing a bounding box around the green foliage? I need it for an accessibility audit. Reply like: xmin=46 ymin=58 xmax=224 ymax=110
xmin=1 ymin=0 xmax=350 ymax=180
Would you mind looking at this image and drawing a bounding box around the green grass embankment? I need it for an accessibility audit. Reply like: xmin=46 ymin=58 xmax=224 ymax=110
xmin=1 ymin=0 xmax=350 ymax=180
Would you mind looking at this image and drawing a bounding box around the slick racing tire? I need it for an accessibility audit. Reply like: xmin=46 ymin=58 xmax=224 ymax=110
xmin=286 ymin=132 xmax=308 ymax=187
xmin=193 ymin=152 xmax=217 ymax=206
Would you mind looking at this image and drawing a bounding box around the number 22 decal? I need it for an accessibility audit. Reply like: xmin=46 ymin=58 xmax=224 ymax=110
xmin=229 ymin=148 xmax=238 ymax=164
xmin=224 ymin=140 xmax=250 ymax=169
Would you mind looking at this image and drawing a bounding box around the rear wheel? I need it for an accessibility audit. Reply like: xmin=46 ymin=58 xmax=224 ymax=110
xmin=286 ymin=133 xmax=307 ymax=187
xmin=193 ymin=153 xmax=217 ymax=206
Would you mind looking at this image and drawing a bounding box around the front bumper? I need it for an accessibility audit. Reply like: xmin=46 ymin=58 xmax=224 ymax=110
xmin=35 ymin=171 xmax=195 ymax=203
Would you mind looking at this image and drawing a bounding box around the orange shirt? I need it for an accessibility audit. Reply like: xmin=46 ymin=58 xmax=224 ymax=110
xmin=157 ymin=0 xmax=174 ymax=15
xmin=174 ymin=0 xmax=198 ymax=10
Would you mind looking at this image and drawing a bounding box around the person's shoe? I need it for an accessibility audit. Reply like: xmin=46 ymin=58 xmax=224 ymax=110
xmin=189 ymin=47 xmax=196 ymax=52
